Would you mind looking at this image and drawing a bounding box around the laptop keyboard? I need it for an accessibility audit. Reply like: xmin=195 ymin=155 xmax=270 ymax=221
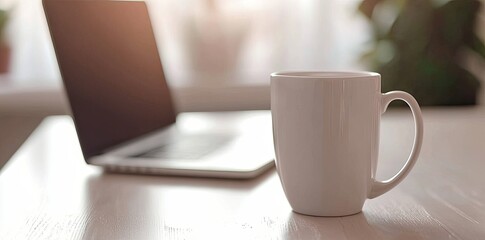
xmin=134 ymin=134 xmax=233 ymax=160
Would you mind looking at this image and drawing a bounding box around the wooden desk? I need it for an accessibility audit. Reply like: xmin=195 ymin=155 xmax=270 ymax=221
xmin=1 ymin=108 xmax=485 ymax=239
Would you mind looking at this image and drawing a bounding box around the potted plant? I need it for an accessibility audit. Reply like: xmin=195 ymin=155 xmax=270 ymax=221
xmin=359 ymin=0 xmax=485 ymax=105
xmin=0 ymin=8 xmax=10 ymax=74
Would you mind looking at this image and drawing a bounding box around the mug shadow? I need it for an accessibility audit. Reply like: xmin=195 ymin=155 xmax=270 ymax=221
xmin=281 ymin=210 xmax=448 ymax=240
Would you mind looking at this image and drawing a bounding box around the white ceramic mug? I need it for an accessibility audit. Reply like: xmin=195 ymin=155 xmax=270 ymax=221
xmin=271 ymin=71 xmax=423 ymax=216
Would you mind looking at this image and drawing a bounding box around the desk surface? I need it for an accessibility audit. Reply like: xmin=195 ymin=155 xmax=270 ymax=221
xmin=1 ymin=108 xmax=485 ymax=239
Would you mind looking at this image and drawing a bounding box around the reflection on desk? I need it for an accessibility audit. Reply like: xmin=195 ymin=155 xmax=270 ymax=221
xmin=1 ymin=108 xmax=485 ymax=239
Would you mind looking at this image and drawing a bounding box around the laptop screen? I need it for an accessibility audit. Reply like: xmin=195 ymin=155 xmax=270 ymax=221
xmin=44 ymin=0 xmax=176 ymax=160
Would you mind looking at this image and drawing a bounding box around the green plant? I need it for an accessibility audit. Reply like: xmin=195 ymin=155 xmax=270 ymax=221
xmin=359 ymin=0 xmax=485 ymax=105
xmin=0 ymin=9 xmax=8 ymax=41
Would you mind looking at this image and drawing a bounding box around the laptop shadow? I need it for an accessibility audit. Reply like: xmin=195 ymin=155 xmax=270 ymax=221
xmin=88 ymin=165 xmax=276 ymax=191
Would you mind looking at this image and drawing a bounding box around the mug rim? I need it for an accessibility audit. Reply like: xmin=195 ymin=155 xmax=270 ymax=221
xmin=271 ymin=71 xmax=380 ymax=79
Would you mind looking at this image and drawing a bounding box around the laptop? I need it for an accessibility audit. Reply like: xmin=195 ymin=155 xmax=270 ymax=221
xmin=43 ymin=0 xmax=274 ymax=178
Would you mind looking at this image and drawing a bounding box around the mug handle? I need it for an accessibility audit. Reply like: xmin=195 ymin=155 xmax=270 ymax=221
xmin=368 ymin=91 xmax=424 ymax=199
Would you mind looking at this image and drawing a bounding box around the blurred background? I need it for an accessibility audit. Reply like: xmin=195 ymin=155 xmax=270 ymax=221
xmin=0 ymin=0 xmax=370 ymax=86
xmin=0 ymin=0 xmax=484 ymax=168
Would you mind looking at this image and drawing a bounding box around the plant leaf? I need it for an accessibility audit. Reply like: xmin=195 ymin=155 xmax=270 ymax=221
xmin=358 ymin=0 xmax=385 ymax=19
xmin=467 ymin=33 xmax=485 ymax=60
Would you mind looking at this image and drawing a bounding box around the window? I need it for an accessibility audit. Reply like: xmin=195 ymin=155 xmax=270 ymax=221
xmin=4 ymin=0 xmax=369 ymax=111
